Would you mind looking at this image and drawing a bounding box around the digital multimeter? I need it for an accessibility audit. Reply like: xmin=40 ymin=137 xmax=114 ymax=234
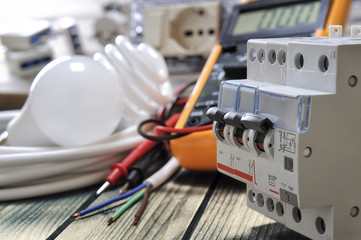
xmin=170 ymin=0 xmax=350 ymax=170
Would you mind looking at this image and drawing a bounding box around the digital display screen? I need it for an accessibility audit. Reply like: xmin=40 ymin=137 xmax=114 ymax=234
xmin=231 ymin=1 xmax=321 ymax=36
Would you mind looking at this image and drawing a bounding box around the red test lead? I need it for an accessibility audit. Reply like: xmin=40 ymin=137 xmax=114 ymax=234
xmin=95 ymin=113 xmax=180 ymax=196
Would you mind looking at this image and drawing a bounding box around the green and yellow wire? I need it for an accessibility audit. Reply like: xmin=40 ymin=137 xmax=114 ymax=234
xmin=107 ymin=188 xmax=146 ymax=225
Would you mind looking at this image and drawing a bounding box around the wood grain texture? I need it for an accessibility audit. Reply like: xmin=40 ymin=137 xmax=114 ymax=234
xmin=56 ymin=170 xmax=216 ymax=240
xmin=0 ymin=187 xmax=95 ymax=240
xmin=189 ymin=174 xmax=309 ymax=240
xmin=1 ymin=171 xmax=312 ymax=240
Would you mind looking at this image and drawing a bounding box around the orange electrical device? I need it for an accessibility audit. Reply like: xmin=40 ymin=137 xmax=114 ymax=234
xmin=171 ymin=0 xmax=350 ymax=170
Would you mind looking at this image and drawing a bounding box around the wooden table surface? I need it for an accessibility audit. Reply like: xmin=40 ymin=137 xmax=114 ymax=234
xmin=1 ymin=1 xmax=361 ymax=240
xmin=0 ymin=170 xmax=310 ymax=240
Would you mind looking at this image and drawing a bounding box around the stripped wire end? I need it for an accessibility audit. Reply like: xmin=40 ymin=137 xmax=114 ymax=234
xmin=133 ymin=184 xmax=152 ymax=226
xmin=119 ymin=182 xmax=129 ymax=195
xmin=133 ymin=216 xmax=140 ymax=225
xmin=107 ymin=218 xmax=115 ymax=226
xmin=70 ymin=213 xmax=80 ymax=218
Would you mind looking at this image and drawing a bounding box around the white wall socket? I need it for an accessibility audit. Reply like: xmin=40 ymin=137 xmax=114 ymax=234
xmin=143 ymin=2 xmax=220 ymax=58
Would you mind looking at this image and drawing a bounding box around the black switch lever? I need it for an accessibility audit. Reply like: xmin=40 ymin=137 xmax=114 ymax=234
xmin=206 ymin=107 xmax=227 ymax=123
xmin=241 ymin=113 xmax=272 ymax=133
xmin=223 ymin=111 xmax=245 ymax=129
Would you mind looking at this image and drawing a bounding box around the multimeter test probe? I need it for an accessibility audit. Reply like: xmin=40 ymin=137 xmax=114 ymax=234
xmin=170 ymin=0 xmax=350 ymax=170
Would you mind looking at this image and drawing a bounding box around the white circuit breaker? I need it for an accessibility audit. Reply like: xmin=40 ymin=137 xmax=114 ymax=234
xmin=208 ymin=26 xmax=361 ymax=240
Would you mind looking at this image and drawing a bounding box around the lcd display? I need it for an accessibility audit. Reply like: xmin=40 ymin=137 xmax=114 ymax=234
xmin=232 ymin=1 xmax=321 ymax=35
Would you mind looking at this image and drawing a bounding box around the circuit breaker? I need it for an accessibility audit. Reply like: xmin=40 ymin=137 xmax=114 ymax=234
xmin=208 ymin=26 xmax=361 ymax=240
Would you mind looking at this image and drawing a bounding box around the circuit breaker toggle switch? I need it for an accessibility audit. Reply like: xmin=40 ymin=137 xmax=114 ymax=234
xmin=207 ymin=107 xmax=227 ymax=140
xmin=240 ymin=113 xmax=272 ymax=133
xmin=206 ymin=107 xmax=227 ymax=123
xmin=212 ymin=28 xmax=361 ymax=240
xmin=223 ymin=111 xmax=245 ymax=129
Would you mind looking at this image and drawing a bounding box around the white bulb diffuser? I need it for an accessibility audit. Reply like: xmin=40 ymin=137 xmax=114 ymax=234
xmin=6 ymin=55 xmax=123 ymax=147
xmin=114 ymin=36 xmax=173 ymax=105
xmin=115 ymin=35 xmax=168 ymax=84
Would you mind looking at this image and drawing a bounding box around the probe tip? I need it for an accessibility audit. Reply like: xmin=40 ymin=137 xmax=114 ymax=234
xmin=96 ymin=181 xmax=111 ymax=195
xmin=119 ymin=182 xmax=129 ymax=195
xmin=70 ymin=213 xmax=80 ymax=218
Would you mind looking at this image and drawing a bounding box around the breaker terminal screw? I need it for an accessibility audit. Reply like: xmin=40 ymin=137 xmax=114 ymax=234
xmin=350 ymin=206 xmax=359 ymax=217
xmin=303 ymin=147 xmax=312 ymax=158
xmin=348 ymin=75 xmax=358 ymax=87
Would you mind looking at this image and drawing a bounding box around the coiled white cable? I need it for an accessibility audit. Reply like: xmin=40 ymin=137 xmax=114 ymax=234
xmin=0 ymin=36 xmax=173 ymax=201
xmin=0 ymin=111 xmax=144 ymax=201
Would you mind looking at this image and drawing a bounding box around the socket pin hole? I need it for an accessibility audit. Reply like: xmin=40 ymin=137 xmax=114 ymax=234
xmin=278 ymin=50 xmax=286 ymax=65
xmin=184 ymin=30 xmax=193 ymax=37
xmin=198 ymin=30 xmax=203 ymax=36
xmin=268 ymin=49 xmax=276 ymax=64
xmin=208 ymin=29 xmax=214 ymax=35
xmin=319 ymin=55 xmax=329 ymax=72
xmin=248 ymin=189 xmax=256 ymax=203
xmin=295 ymin=53 xmax=304 ymax=70
xmin=249 ymin=48 xmax=256 ymax=62
xmin=256 ymin=193 xmax=264 ymax=207
xmin=316 ymin=217 xmax=326 ymax=234
xmin=292 ymin=207 xmax=302 ymax=223
xmin=187 ymin=117 xmax=200 ymax=126
xmin=266 ymin=198 xmax=274 ymax=212
xmin=198 ymin=9 xmax=204 ymax=15
xmin=257 ymin=48 xmax=265 ymax=63
xmin=276 ymin=202 xmax=284 ymax=217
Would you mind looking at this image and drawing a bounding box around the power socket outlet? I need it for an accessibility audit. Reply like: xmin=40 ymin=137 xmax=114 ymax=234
xmin=143 ymin=2 xmax=220 ymax=58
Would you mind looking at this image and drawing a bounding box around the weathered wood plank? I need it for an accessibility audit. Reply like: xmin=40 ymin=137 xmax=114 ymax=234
xmin=190 ymin=174 xmax=309 ymax=240
xmin=56 ymin=170 xmax=216 ymax=240
xmin=0 ymin=187 xmax=95 ymax=240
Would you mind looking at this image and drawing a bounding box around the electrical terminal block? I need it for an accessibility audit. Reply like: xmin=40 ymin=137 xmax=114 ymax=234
xmin=0 ymin=20 xmax=52 ymax=50
xmin=329 ymin=25 xmax=343 ymax=37
xmin=58 ymin=17 xmax=83 ymax=55
xmin=351 ymin=25 xmax=361 ymax=38
xmin=143 ymin=2 xmax=220 ymax=58
xmin=6 ymin=44 xmax=53 ymax=77
xmin=211 ymin=26 xmax=361 ymax=240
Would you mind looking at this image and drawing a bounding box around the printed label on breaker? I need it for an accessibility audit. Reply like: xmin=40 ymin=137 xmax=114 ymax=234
xmin=279 ymin=130 xmax=296 ymax=154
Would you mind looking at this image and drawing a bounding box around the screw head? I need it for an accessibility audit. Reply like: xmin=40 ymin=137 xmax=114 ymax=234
xmin=350 ymin=206 xmax=359 ymax=217
xmin=348 ymin=75 xmax=358 ymax=87
xmin=303 ymin=147 xmax=312 ymax=158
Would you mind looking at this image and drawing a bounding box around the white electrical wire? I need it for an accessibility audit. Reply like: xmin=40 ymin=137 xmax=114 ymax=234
xmin=145 ymin=156 xmax=180 ymax=189
xmin=0 ymin=110 xmax=145 ymax=201
xmin=0 ymin=38 xmax=174 ymax=201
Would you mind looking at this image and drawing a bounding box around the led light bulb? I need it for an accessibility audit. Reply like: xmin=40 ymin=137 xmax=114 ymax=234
xmin=136 ymin=42 xmax=168 ymax=84
xmin=115 ymin=35 xmax=168 ymax=84
xmin=6 ymin=55 xmax=123 ymax=147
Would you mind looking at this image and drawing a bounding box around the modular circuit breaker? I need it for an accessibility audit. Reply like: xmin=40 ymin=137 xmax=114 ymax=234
xmin=208 ymin=26 xmax=361 ymax=240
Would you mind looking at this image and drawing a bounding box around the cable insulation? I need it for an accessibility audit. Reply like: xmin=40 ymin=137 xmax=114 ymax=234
xmin=134 ymin=183 xmax=152 ymax=225
xmin=108 ymin=188 xmax=146 ymax=224
xmin=77 ymin=182 xmax=148 ymax=216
